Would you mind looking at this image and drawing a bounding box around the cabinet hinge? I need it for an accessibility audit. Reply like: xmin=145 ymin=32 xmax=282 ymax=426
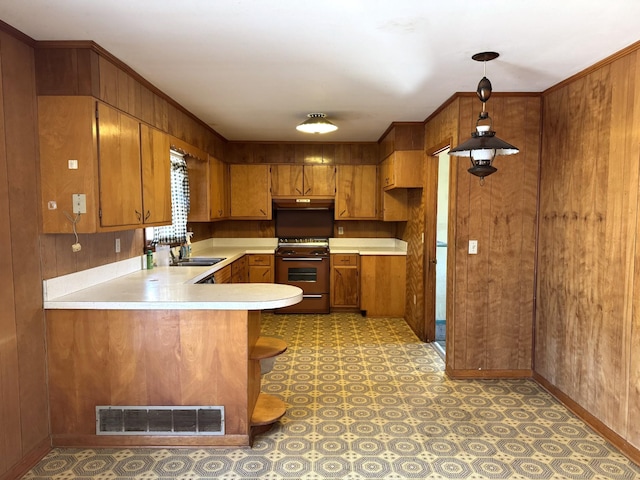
xmin=95 ymin=103 xmax=99 ymax=119
xmin=98 ymin=208 xmax=102 ymax=218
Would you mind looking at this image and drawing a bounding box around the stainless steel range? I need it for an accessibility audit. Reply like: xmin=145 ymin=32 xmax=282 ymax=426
xmin=273 ymin=204 xmax=333 ymax=314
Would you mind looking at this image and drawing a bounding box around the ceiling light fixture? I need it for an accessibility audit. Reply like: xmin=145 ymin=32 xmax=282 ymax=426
xmin=449 ymin=52 xmax=519 ymax=183
xmin=296 ymin=113 xmax=338 ymax=134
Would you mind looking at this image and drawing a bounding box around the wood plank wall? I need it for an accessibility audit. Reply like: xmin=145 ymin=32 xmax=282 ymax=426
xmin=0 ymin=29 xmax=50 ymax=479
xmin=34 ymin=44 xmax=228 ymax=278
xmin=535 ymin=46 xmax=640 ymax=450
xmin=425 ymin=95 xmax=540 ymax=376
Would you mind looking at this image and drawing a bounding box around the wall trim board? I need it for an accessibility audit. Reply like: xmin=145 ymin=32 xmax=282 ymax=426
xmin=51 ymin=434 xmax=250 ymax=448
xmin=0 ymin=19 xmax=35 ymax=46
xmin=445 ymin=368 xmax=532 ymax=379
xmin=534 ymin=373 xmax=640 ymax=466
xmin=544 ymin=39 xmax=640 ymax=96
xmin=0 ymin=439 xmax=50 ymax=480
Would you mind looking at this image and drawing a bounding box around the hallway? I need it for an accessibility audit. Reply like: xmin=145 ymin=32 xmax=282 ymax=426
xmin=23 ymin=313 xmax=640 ymax=479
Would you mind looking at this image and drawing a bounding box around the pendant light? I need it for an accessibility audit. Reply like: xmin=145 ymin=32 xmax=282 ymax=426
xmin=296 ymin=113 xmax=338 ymax=134
xmin=449 ymin=52 xmax=519 ymax=182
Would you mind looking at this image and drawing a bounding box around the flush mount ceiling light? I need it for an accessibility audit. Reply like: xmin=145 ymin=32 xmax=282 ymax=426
xmin=449 ymin=52 xmax=519 ymax=183
xmin=296 ymin=113 xmax=338 ymax=134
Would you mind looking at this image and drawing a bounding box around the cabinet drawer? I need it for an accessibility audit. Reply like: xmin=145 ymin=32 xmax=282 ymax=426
xmin=333 ymin=254 xmax=358 ymax=266
xmin=249 ymin=254 xmax=272 ymax=266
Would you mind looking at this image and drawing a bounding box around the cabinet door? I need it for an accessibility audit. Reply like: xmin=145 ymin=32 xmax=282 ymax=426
xmin=335 ymin=165 xmax=377 ymax=220
xmin=230 ymin=164 xmax=272 ymax=219
xmin=249 ymin=265 xmax=273 ymax=283
xmin=304 ymin=165 xmax=336 ymax=196
xmin=186 ymin=157 xmax=210 ymax=222
xmin=98 ymin=102 xmax=143 ymax=227
xmin=140 ymin=124 xmax=171 ymax=225
xmin=331 ymin=255 xmax=359 ymax=308
xmin=271 ymin=164 xmax=303 ymax=196
xmin=360 ymin=256 xmax=406 ymax=317
xmin=210 ymin=156 xmax=228 ymax=220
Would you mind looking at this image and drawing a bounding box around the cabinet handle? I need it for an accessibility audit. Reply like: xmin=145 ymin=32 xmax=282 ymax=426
xmin=304 ymin=188 xmax=312 ymax=195
xmin=340 ymin=209 xmax=346 ymax=217
xmin=295 ymin=188 xmax=303 ymax=195
xmin=135 ymin=210 xmax=142 ymax=222
xmin=145 ymin=210 xmax=151 ymax=221
xmin=260 ymin=208 xmax=266 ymax=216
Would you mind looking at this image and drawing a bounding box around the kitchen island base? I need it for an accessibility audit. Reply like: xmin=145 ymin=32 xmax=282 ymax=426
xmin=46 ymin=309 xmax=286 ymax=447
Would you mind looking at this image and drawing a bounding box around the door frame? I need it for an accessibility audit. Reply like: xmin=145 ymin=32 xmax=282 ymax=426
xmin=423 ymin=139 xmax=456 ymax=344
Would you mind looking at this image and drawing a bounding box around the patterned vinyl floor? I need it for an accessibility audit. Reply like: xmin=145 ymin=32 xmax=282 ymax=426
xmin=23 ymin=313 xmax=640 ymax=479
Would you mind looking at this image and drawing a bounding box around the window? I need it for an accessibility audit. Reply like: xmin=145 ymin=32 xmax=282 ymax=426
xmin=149 ymin=150 xmax=190 ymax=245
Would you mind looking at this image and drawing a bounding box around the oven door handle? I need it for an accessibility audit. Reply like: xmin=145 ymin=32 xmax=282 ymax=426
xmin=302 ymin=294 xmax=323 ymax=298
xmin=280 ymin=257 xmax=325 ymax=261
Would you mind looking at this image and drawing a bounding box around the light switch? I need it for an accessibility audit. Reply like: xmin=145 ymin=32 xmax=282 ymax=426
xmin=468 ymin=240 xmax=478 ymax=255
xmin=68 ymin=159 xmax=78 ymax=169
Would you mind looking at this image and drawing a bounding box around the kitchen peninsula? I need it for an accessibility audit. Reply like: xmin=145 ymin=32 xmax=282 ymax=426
xmin=43 ymin=243 xmax=301 ymax=448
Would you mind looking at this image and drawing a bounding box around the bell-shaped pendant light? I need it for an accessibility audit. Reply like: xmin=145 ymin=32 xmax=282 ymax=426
xmin=449 ymin=52 xmax=519 ymax=182
xmin=296 ymin=113 xmax=338 ymax=134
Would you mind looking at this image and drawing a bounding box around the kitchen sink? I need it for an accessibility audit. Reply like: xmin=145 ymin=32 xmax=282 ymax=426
xmin=173 ymin=257 xmax=226 ymax=267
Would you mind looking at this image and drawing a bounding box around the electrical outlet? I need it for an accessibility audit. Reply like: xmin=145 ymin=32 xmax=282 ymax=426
xmin=468 ymin=240 xmax=478 ymax=254
xmin=72 ymin=243 xmax=81 ymax=253
xmin=338 ymin=226 xmax=344 ymax=235
xmin=72 ymin=194 xmax=87 ymax=214
xmin=68 ymin=159 xmax=78 ymax=169
xmin=115 ymin=238 xmax=121 ymax=253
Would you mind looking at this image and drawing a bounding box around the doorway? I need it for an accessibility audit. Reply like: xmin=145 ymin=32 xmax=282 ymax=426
xmin=434 ymin=149 xmax=450 ymax=353
xmin=424 ymin=143 xmax=452 ymax=358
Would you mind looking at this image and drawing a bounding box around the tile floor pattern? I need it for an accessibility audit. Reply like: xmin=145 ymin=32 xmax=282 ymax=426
xmin=23 ymin=313 xmax=640 ymax=480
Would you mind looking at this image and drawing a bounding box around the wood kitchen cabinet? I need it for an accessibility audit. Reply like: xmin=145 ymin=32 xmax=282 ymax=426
xmin=380 ymin=150 xmax=424 ymax=189
xmin=140 ymin=124 xmax=172 ymax=225
xmin=360 ymin=255 xmax=406 ymax=317
xmin=331 ymin=254 xmax=360 ymax=309
xmin=230 ymin=164 xmax=272 ymax=219
xmin=213 ymin=264 xmax=232 ymax=284
xmin=248 ymin=255 xmax=274 ymax=283
xmin=231 ymin=255 xmax=249 ymax=283
xmin=335 ymin=165 xmax=377 ymax=220
xmin=271 ymin=164 xmax=335 ymax=197
xmin=210 ymin=155 xmax=229 ymax=220
xmin=39 ymin=96 xmax=172 ymax=233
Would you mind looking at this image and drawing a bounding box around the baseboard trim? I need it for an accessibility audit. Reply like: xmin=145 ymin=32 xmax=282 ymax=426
xmin=0 ymin=438 xmax=50 ymax=480
xmin=533 ymin=372 xmax=640 ymax=466
xmin=445 ymin=367 xmax=532 ymax=379
xmin=51 ymin=433 xmax=250 ymax=448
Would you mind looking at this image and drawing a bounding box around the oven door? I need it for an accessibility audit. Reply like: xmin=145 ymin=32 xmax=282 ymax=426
xmin=275 ymin=256 xmax=329 ymax=313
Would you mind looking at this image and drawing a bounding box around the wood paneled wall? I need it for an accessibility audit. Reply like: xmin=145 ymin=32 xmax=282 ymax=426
xmin=0 ymin=29 xmax=50 ymax=480
xmin=536 ymin=46 xmax=640 ymax=451
xmin=226 ymin=142 xmax=378 ymax=165
xmin=425 ymin=95 xmax=540 ymax=376
xmin=34 ymin=43 xmax=230 ymax=277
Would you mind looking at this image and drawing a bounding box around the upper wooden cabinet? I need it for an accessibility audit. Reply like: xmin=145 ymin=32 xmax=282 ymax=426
xmin=229 ymin=164 xmax=272 ymax=219
xmin=335 ymin=165 xmax=377 ymax=220
xmin=209 ymin=155 xmax=229 ymax=221
xmin=380 ymin=151 xmax=424 ymax=189
xmin=140 ymin=125 xmax=172 ymax=225
xmin=39 ymin=96 xmax=171 ymax=233
xmin=271 ymin=164 xmax=336 ymax=197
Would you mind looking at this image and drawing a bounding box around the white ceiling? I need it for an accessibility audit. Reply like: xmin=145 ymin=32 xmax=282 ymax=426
xmin=1 ymin=1 xmax=639 ymax=142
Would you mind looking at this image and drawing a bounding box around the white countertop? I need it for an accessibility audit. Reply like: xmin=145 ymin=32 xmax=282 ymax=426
xmin=43 ymin=237 xmax=405 ymax=311
xmin=329 ymin=238 xmax=407 ymax=255
xmin=43 ymin=239 xmax=300 ymax=311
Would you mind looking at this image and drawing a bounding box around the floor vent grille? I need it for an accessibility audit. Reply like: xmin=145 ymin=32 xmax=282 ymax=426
xmin=96 ymin=406 xmax=224 ymax=435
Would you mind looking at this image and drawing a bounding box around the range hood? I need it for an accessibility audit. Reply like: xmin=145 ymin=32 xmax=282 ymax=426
xmin=273 ymin=198 xmax=334 ymax=210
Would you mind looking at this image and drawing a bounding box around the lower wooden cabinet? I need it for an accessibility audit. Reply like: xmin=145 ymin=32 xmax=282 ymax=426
xmin=360 ymin=255 xmax=406 ymax=317
xmin=213 ymin=264 xmax=232 ymax=284
xmin=231 ymin=255 xmax=249 ymax=283
xmin=248 ymin=255 xmax=274 ymax=283
xmin=331 ymin=254 xmax=360 ymax=309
